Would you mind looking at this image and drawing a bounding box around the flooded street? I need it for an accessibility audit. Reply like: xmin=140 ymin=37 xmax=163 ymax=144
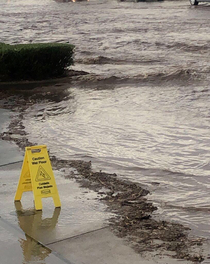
xmin=1 ymin=0 xmax=210 ymax=242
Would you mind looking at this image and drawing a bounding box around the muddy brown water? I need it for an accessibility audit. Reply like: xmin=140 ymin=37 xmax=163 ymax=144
xmin=1 ymin=0 xmax=210 ymax=241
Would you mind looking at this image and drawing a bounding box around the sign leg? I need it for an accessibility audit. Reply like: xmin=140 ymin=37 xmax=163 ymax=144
xmin=14 ymin=189 xmax=23 ymax=201
xmin=53 ymin=195 xmax=61 ymax=208
xmin=34 ymin=197 xmax=43 ymax=211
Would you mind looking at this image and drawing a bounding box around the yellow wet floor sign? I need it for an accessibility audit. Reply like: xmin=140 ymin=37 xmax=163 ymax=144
xmin=15 ymin=145 xmax=61 ymax=210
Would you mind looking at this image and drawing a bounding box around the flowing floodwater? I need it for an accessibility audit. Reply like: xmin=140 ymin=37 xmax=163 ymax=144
xmin=1 ymin=0 xmax=210 ymax=239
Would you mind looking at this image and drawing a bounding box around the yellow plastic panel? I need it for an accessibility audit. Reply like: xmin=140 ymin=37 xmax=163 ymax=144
xmin=15 ymin=145 xmax=61 ymax=210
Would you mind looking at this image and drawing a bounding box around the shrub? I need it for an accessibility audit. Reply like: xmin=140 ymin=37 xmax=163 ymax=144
xmin=0 ymin=42 xmax=75 ymax=81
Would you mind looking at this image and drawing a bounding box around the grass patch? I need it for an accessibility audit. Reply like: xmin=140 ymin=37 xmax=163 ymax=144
xmin=0 ymin=42 xmax=74 ymax=81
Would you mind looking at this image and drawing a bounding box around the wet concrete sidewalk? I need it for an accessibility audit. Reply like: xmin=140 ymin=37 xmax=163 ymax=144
xmin=1 ymin=145 xmax=163 ymax=264
xmin=0 ymin=108 xmax=203 ymax=264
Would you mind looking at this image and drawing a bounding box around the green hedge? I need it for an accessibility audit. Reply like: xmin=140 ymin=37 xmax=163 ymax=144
xmin=0 ymin=43 xmax=75 ymax=81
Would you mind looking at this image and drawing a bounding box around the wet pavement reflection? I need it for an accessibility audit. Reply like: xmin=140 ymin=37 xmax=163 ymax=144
xmin=0 ymin=214 xmax=66 ymax=264
xmin=19 ymin=235 xmax=51 ymax=263
xmin=14 ymin=202 xmax=60 ymax=263
xmin=15 ymin=201 xmax=61 ymax=241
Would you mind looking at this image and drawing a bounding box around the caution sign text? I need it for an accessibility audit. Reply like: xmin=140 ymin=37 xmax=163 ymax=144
xmin=15 ymin=145 xmax=61 ymax=210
